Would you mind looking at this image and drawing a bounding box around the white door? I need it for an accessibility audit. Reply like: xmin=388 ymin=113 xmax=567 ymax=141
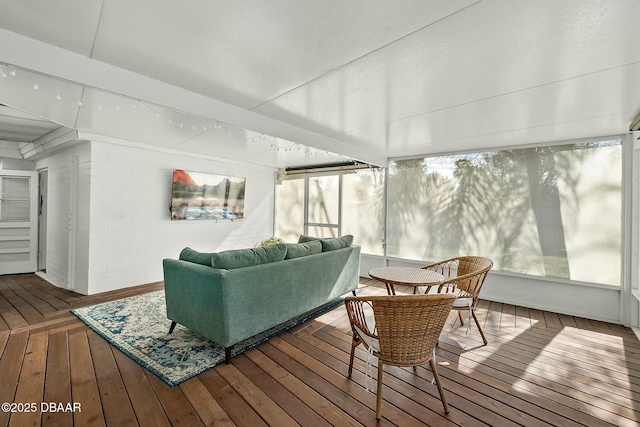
xmin=0 ymin=170 xmax=38 ymax=274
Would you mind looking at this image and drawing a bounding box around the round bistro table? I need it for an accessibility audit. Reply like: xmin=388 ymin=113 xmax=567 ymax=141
xmin=369 ymin=267 xmax=445 ymax=295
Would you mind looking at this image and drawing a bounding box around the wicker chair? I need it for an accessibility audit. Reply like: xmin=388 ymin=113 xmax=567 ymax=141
xmin=344 ymin=293 xmax=457 ymax=420
xmin=422 ymin=256 xmax=493 ymax=345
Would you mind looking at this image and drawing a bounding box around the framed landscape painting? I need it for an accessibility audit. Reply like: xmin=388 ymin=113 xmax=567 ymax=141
xmin=170 ymin=169 xmax=245 ymax=221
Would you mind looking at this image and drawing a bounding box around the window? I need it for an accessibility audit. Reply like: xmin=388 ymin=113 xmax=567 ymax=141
xmin=0 ymin=176 xmax=31 ymax=221
xmin=387 ymin=139 xmax=622 ymax=286
xmin=275 ymin=167 xmax=385 ymax=255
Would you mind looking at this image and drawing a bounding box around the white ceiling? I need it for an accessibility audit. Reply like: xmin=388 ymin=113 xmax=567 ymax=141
xmin=0 ymin=0 xmax=639 ymax=168
xmin=0 ymin=105 xmax=59 ymax=142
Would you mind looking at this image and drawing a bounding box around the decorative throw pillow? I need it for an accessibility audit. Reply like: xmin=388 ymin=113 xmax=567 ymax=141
xmin=211 ymin=243 xmax=287 ymax=269
xmin=179 ymin=247 xmax=214 ymax=266
xmin=285 ymin=240 xmax=323 ymax=259
xmin=320 ymin=235 xmax=354 ymax=252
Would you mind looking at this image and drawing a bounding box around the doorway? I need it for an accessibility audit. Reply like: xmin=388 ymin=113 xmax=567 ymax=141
xmin=38 ymin=169 xmax=48 ymax=272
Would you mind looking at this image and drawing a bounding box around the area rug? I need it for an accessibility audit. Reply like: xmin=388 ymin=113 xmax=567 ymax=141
xmin=72 ymin=290 xmax=343 ymax=387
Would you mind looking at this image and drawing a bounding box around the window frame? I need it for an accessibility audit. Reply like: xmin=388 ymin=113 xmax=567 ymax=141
xmin=304 ymin=172 xmax=342 ymax=237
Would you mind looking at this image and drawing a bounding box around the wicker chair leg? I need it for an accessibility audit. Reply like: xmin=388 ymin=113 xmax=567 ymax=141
xmin=471 ymin=310 xmax=488 ymax=345
xmin=376 ymin=361 xmax=384 ymax=420
xmin=347 ymin=338 xmax=358 ymax=377
xmin=457 ymin=311 xmax=465 ymax=326
xmin=430 ymin=358 xmax=450 ymax=414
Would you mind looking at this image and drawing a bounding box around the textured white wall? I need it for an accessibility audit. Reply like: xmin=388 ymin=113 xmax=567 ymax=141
xmin=85 ymin=141 xmax=276 ymax=294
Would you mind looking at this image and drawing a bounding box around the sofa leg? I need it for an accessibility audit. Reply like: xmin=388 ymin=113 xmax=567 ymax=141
xmin=225 ymin=347 xmax=232 ymax=364
xmin=168 ymin=321 xmax=177 ymax=334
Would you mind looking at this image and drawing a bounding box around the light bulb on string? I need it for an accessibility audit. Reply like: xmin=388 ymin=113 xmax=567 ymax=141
xmin=4 ymin=73 xmax=327 ymax=158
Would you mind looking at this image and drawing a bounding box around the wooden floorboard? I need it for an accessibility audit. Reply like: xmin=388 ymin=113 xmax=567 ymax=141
xmin=0 ymin=273 xmax=639 ymax=426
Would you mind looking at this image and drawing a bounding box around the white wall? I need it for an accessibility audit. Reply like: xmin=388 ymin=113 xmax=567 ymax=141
xmin=33 ymin=140 xmax=276 ymax=295
xmin=480 ymin=272 xmax=620 ymax=324
xmin=0 ymin=158 xmax=35 ymax=171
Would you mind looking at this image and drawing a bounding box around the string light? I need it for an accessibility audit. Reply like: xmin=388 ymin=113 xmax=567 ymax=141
xmin=0 ymin=62 xmax=344 ymax=161
xmin=0 ymin=63 xmax=18 ymax=78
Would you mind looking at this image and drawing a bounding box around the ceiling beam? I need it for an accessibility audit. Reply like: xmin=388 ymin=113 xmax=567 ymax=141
xmin=19 ymin=127 xmax=80 ymax=159
xmin=0 ymin=28 xmax=387 ymax=166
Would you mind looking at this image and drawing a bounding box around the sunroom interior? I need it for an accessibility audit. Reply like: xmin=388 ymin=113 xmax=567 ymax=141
xmin=0 ymin=0 xmax=640 ymax=338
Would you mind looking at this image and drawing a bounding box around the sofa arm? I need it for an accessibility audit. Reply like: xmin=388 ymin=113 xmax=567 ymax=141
xmin=162 ymin=259 xmax=228 ymax=344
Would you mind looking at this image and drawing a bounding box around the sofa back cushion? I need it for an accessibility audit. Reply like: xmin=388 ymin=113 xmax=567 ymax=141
xmin=179 ymin=244 xmax=288 ymax=269
xmin=285 ymin=240 xmax=322 ymax=259
xmin=179 ymin=247 xmax=214 ymax=266
xmin=211 ymin=244 xmax=287 ymax=269
xmin=298 ymin=234 xmax=354 ymax=252
xmin=298 ymin=235 xmax=319 ymax=243
xmin=320 ymin=235 xmax=353 ymax=251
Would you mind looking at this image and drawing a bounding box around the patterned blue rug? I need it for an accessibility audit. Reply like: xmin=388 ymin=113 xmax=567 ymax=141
xmin=72 ymin=290 xmax=343 ymax=387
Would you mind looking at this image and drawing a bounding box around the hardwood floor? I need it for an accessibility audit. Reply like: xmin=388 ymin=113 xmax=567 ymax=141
xmin=1 ymin=273 xmax=639 ymax=426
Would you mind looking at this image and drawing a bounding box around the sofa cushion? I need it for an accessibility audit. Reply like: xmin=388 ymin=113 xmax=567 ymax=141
xmin=298 ymin=234 xmax=354 ymax=251
xmin=298 ymin=235 xmax=319 ymax=243
xmin=211 ymin=244 xmax=287 ymax=269
xmin=320 ymin=235 xmax=354 ymax=252
xmin=179 ymin=247 xmax=214 ymax=266
xmin=285 ymin=240 xmax=322 ymax=259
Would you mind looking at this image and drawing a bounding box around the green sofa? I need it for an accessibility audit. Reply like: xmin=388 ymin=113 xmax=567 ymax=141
xmin=162 ymin=236 xmax=361 ymax=362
